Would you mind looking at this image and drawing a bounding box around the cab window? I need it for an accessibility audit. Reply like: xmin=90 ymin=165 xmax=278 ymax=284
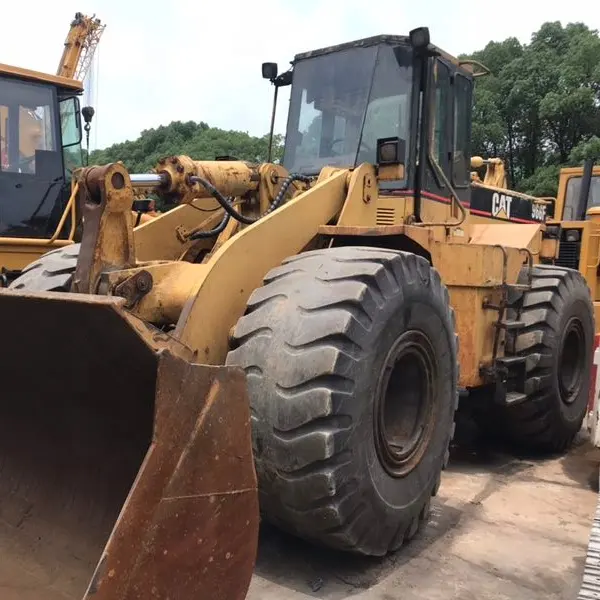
xmin=564 ymin=175 xmax=600 ymax=220
xmin=0 ymin=78 xmax=57 ymax=175
xmin=452 ymin=73 xmax=472 ymax=186
xmin=432 ymin=60 xmax=451 ymax=175
xmin=59 ymin=96 xmax=83 ymax=178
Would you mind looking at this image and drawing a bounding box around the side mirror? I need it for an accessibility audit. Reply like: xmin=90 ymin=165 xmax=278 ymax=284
xmin=262 ymin=62 xmax=278 ymax=81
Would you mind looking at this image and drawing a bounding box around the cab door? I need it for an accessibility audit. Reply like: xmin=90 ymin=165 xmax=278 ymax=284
xmin=422 ymin=58 xmax=472 ymax=218
xmin=0 ymin=77 xmax=66 ymax=239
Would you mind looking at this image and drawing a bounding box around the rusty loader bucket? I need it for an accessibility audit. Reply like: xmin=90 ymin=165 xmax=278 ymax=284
xmin=0 ymin=289 xmax=258 ymax=600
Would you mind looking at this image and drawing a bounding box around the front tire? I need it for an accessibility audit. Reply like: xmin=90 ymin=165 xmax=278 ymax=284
xmin=226 ymin=247 xmax=458 ymax=555
xmin=9 ymin=244 xmax=80 ymax=292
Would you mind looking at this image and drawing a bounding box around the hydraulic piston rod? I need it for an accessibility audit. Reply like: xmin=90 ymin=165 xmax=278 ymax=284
xmin=129 ymin=173 xmax=168 ymax=188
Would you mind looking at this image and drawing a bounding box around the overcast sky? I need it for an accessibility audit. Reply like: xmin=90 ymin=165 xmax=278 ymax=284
xmin=4 ymin=0 xmax=599 ymax=150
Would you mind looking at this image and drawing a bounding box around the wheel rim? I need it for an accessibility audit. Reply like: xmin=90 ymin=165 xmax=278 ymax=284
xmin=374 ymin=330 xmax=437 ymax=478
xmin=559 ymin=317 xmax=585 ymax=405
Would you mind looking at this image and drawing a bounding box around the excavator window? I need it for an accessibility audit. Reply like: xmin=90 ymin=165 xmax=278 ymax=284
xmin=283 ymin=42 xmax=413 ymax=178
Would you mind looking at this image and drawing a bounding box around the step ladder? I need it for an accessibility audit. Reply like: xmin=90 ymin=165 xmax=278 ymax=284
xmin=480 ymin=245 xmax=534 ymax=405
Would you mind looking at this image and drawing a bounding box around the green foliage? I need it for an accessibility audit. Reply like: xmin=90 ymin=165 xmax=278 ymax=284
xmin=569 ymin=136 xmax=600 ymax=163
xmin=90 ymin=120 xmax=284 ymax=173
xmin=515 ymin=165 xmax=561 ymax=197
xmin=465 ymin=21 xmax=600 ymax=196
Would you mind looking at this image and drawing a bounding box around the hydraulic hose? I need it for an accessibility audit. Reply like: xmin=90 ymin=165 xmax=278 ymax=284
xmin=189 ymin=212 xmax=231 ymax=240
xmin=188 ymin=173 xmax=311 ymax=225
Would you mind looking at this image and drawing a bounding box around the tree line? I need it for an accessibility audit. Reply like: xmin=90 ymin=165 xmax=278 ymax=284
xmin=90 ymin=121 xmax=284 ymax=173
xmin=91 ymin=21 xmax=600 ymax=198
xmin=465 ymin=20 xmax=600 ymax=196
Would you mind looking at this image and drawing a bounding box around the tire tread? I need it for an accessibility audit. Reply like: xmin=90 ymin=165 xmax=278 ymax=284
xmin=226 ymin=247 xmax=458 ymax=555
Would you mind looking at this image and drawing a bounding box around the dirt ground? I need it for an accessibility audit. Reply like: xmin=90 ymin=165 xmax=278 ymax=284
xmin=248 ymin=428 xmax=600 ymax=600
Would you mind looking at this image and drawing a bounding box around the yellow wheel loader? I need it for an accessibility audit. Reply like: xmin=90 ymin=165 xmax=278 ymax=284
xmin=0 ymin=61 xmax=155 ymax=286
xmin=469 ymin=155 xmax=554 ymax=225
xmin=0 ymin=14 xmax=153 ymax=285
xmin=544 ymin=160 xmax=600 ymax=326
xmin=1 ymin=28 xmax=594 ymax=599
xmin=0 ymin=64 xmax=85 ymax=281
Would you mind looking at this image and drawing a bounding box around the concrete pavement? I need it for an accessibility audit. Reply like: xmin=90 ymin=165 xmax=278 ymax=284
xmin=248 ymin=431 xmax=600 ymax=600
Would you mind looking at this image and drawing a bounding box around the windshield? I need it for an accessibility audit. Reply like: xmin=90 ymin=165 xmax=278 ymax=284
xmin=563 ymin=175 xmax=600 ymax=220
xmin=283 ymin=43 xmax=413 ymax=177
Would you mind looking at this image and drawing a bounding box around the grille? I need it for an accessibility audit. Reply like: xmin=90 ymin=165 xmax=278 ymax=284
xmin=376 ymin=207 xmax=395 ymax=226
xmin=556 ymin=240 xmax=581 ymax=271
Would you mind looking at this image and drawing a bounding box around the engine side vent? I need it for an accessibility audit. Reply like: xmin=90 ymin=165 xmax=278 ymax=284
xmin=376 ymin=207 xmax=395 ymax=226
xmin=555 ymin=240 xmax=581 ymax=271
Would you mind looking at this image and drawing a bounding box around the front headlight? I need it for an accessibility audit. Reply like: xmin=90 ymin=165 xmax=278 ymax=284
xmin=565 ymin=230 xmax=581 ymax=242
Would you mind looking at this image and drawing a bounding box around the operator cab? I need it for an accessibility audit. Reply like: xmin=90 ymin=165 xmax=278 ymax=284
xmin=283 ymin=36 xmax=413 ymax=176
xmin=0 ymin=64 xmax=84 ymax=239
xmin=268 ymin=29 xmax=475 ymax=216
xmin=561 ymin=164 xmax=600 ymax=220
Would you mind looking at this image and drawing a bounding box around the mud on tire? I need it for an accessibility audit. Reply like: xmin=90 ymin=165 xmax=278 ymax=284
xmin=226 ymin=247 xmax=459 ymax=556
xmin=9 ymin=244 xmax=80 ymax=292
xmin=498 ymin=265 xmax=594 ymax=452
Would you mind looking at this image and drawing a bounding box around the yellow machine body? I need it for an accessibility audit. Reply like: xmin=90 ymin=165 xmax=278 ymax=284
xmin=0 ymin=30 xmax=594 ymax=600
xmin=544 ymin=164 xmax=600 ymax=326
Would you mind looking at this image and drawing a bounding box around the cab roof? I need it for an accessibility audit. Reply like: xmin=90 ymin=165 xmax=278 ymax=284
xmin=0 ymin=62 xmax=83 ymax=94
xmin=292 ymin=34 xmax=468 ymax=71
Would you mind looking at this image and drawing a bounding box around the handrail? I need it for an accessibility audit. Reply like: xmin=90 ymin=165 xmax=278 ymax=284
xmin=414 ymin=152 xmax=468 ymax=227
xmin=47 ymin=181 xmax=79 ymax=244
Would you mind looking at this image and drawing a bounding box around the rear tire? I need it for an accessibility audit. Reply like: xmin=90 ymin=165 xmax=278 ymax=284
xmin=9 ymin=244 xmax=80 ymax=292
xmin=226 ymin=247 xmax=458 ymax=555
xmin=475 ymin=265 xmax=594 ymax=452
